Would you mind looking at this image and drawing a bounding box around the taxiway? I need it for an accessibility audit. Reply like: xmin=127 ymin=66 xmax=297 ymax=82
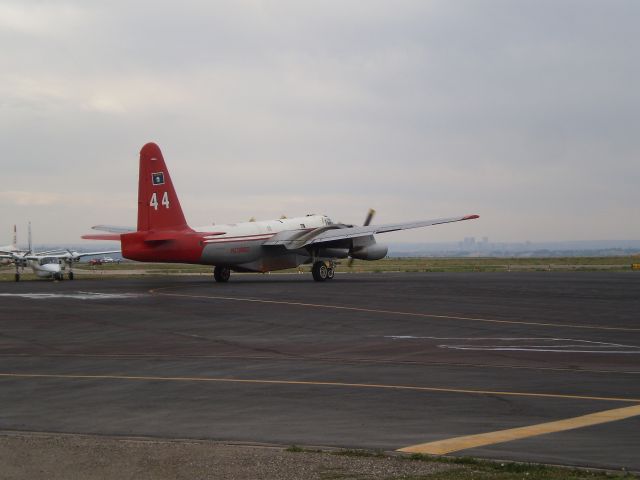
xmin=0 ymin=272 xmax=638 ymax=470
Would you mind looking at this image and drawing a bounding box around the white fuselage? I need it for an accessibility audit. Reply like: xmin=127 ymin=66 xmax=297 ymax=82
xmin=194 ymin=214 xmax=334 ymax=272
xmin=28 ymin=257 xmax=64 ymax=278
xmin=193 ymin=214 xmax=332 ymax=242
xmin=0 ymin=244 xmax=19 ymax=265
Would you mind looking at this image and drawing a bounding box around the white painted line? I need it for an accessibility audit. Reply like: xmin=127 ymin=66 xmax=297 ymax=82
xmin=385 ymin=336 xmax=640 ymax=354
xmin=0 ymin=292 xmax=142 ymax=300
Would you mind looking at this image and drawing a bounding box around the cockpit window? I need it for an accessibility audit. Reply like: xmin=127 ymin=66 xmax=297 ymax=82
xmin=39 ymin=257 xmax=58 ymax=265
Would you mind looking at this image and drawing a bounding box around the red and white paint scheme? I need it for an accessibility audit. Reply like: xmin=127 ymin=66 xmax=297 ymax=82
xmin=83 ymin=143 xmax=479 ymax=282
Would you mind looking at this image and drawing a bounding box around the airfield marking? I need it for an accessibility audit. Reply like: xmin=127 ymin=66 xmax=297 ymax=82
xmin=386 ymin=336 xmax=640 ymax=354
xmin=398 ymin=404 xmax=640 ymax=455
xmin=0 ymin=292 xmax=141 ymax=300
xmin=1 ymin=372 xmax=639 ymax=403
xmin=149 ymin=287 xmax=640 ymax=332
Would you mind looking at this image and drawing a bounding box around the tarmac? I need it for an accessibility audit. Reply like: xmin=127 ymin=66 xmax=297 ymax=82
xmin=0 ymin=272 xmax=639 ymax=471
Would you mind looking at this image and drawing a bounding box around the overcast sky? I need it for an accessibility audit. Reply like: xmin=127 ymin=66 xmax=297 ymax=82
xmin=1 ymin=0 xmax=638 ymax=244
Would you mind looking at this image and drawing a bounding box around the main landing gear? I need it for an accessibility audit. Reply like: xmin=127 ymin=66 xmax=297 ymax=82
xmin=65 ymin=260 xmax=75 ymax=280
xmin=214 ymin=266 xmax=231 ymax=283
xmin=312 ymin=261 xmax=335 ymax=282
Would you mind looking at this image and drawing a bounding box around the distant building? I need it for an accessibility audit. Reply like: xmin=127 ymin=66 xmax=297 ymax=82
xmin=460 ymin=237 xmax=476 ymax=250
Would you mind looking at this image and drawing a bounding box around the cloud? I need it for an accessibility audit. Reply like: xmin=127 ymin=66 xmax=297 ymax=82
xmin=0 ymin=190 xmax=132 ymax=209
xmin=1 ymin=1 xmax=639 ymax=242
xmin=0 ymin=2 xmax=88 ymax=36
xmin=0 ymin=191 xmax=65 ymax=207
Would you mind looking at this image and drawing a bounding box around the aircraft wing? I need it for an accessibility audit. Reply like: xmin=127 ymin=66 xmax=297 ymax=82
xmin=305 ymin=214 xmax=479 ymax=246
xmin=264 ymin=214 xmax=479 ymax=249
xmin=71 ymin=250 xmax=121 ymax=259
xmin=21 ymin=250 xmax=121 ymax=260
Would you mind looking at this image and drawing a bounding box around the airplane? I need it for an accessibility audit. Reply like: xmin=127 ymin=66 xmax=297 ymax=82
xmin=82 ymin=142 xmax=479 ymax=282
xmin=1 ymin=223 xmax=120 ymax=281
xmin=0 ymin=225 xmax=19 ymax=265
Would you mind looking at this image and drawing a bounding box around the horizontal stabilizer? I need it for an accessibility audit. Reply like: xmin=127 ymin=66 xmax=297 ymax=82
xmin=92 ymin=225 xmax=136 ymax=233
xmin=81 ymin=234 xmax=122 ymax=241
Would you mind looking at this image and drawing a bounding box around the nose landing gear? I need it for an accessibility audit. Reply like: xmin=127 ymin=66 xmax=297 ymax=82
xmin=66 ymin=260 xmax=74 ymax=280
xmin=14 ymin=263 xmax=23 ymax=282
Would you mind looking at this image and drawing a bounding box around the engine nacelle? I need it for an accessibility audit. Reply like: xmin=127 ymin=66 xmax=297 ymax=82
xmin=318 ymin=247 xmax=350 ymax=259
xmin=350 ymin=243 xmax=388 ymax=261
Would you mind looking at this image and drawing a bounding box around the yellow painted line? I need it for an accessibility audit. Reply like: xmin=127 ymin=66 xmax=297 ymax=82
xmin=149 ymin=287 xmax=640 ymax=332
xmin=1 ymin=372 xmax=639 ymax=403
xmin=398 ymin=403 xmax=640 ymax=455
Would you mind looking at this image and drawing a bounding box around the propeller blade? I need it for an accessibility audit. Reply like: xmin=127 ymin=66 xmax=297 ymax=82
xmin=363 ymin=208 xmax=376 ymax=227
xmin=348 ymin=208 xmax=376 ymax=267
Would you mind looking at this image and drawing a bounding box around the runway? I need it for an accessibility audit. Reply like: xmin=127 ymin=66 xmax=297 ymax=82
xmin=0 ymin=272 xmax=639 ymax=470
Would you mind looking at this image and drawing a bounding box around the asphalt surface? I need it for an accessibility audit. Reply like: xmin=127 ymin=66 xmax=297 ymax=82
xmin=0 ymin=272 xmax=639 ymax=471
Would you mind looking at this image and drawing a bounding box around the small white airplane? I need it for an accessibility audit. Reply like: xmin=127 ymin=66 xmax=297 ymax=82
xmin=0 ymin=225 xmax=19 ymax=265
xmin=83 ymin=142 xmax=479 ymax=282
xmin=1 ymin=223 xmax=120 ymax=281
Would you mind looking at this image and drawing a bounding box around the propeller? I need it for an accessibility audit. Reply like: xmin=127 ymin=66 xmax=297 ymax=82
xmin=348 ymin=208 xmax=375 ymax=267
xmin=363 ymin=208 xmax=375 ymax=227
xmin=62 ymin=249 xmax=84 ymax=263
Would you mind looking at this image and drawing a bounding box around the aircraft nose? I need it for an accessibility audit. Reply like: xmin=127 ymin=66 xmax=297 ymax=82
xmin=41 ymin=264 xmax=60 ymax=273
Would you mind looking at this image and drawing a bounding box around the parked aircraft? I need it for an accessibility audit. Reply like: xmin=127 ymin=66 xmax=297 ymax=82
xmin=1 ymin=249 xmax=123 ymax=282
xmin=1 ymin=224 xmax=119 ymax=281
xmin=0 ymin=225 xmax=19 ymax=265
xmin=1 ymin=224 xmax=30 ymax=267
xmin=83 ymin=143 xmax=479 ymax=282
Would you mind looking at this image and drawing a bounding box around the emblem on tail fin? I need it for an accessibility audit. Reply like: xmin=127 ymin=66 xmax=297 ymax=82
xmin=152 ymin=172 xmax=165 ymax=185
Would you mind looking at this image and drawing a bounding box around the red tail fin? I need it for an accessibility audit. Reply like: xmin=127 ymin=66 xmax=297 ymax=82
xmin=137 ymin=143 xmax=189 ymax=232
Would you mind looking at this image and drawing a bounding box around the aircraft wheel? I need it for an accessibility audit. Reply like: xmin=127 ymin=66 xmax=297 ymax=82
xmin=214 ymin=266 xmax=231 ymax=283
xmin=68 ymin=271 xmax=74 ymax=280
xmin=327 ymin=267 xmax=335 ymax=280
xmin=55 ymin=273 xmax=64 ymax=281
xmin=15 ymin=273 xmax=20 ymax=282
xmin=312 ymin=261 xmax=328 ymax=281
